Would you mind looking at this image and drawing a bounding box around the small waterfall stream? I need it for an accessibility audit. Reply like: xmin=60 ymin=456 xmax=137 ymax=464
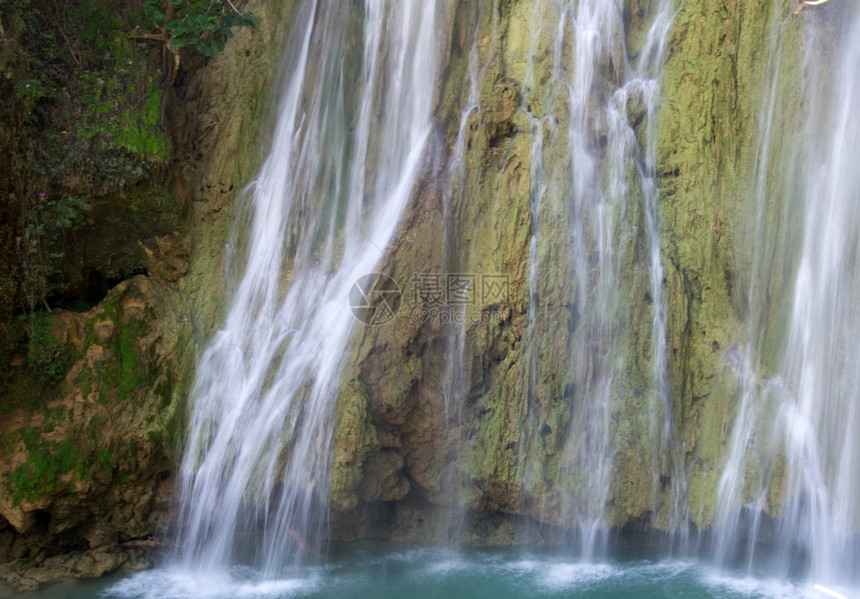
xmin=434 ymin=0 xmax=500 ymax=542
xmin=521 ymin=0 xmax=677 ymax=558
xmin=713 ymin=1 xmax=860 ymax=590
xmin=172 ymin=0 xmax=442 ymax=574
xmin=772 ymin=10 xmax=860 ymax=584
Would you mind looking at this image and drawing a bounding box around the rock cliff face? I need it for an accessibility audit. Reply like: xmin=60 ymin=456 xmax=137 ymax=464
xmin=328 ymin=0 xmax=813 ymax=543
xmin=0 ymin=0 xmax=836 ymax=588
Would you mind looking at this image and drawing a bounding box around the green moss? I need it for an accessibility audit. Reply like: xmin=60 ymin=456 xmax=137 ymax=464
xmin=463 ymin=351 xmax=526 ymax=489
xmin=155 ymin=375 xmax=174 ymax=409
xmin=90 ymin=293 xmax=151 ymax=403
xmin=24 ymin=312 xmax=75 ymax=386
xmin=7 ymin=437 xmax=80 ymax=505
xmin=114 ymin=85 xmax=172 ymax=161
xmin=3 ymin=409 xmax=144 ymax=505
xmin=656 ymin=0 xmax=808 ymax=530
xmin=116 ymin=329 xmax=142 ymax=402
xmin=77 ymin=71 xmax=172 ymax=163
xmin=330 ymin=380 xmax=379 ymax=511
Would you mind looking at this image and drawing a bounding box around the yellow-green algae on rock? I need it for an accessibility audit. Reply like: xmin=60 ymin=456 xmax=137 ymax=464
xmin=328 ymin=0 xmax=814 ymax=543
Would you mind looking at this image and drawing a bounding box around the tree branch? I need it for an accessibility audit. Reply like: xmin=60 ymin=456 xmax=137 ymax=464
xmin=224 ymin=0 xmax=243 ymax=16
xmin=130 ymin=32 xmax=171 ymax=42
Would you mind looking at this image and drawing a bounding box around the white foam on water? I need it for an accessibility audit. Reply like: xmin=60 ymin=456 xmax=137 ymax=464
xmin=698 ymin=568 xmax=857 ymax=599
xmin=422 ymin=559 xmax=469 ymax=577
xmin=622 ymin=559 xmax=694 ymax=581
xmin=392 ymin=547 xmax=464 ymax=567
xmin=812 ymin=585 xmax=849 ymax=599
xmin=492 ymin=556 xmax=691 ymax=591
xmin=504 ymin=558 xmax=543 ymax=575
xmin=95 ymin=553 xmax=860 ymax=599
xmin=104 ymin=567 xmax=317 ymax=599
xmin=539 ymin=562 xmax=617 ymax=590
xmin=702 ymin=571 xmax=800 ymax=599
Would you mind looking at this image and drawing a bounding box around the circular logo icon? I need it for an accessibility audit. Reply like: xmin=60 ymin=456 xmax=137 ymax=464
xmin=349 ymin=273 xmax=402 ymax=326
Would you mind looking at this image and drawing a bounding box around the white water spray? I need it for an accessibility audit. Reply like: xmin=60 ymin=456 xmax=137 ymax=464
xmin=713 ymin=1 xmax=860 ymax=589
xmin=521 ymin=0 xmax=677 ymax=557
xmin=172 ymin=0 xmax=442 ymax=575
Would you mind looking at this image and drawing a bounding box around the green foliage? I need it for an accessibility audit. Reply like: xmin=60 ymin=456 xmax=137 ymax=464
xmin=21 ymin=312 xmax=75 ymax=385
xmin=0 ymin=0 xmax=176 ymax=311
xmin=143 ymin=0 xmax=259 ymax=57
xmin=19 ymin=193 xmax=91 ymax=310
xmin=13 ymin=78 xmax=51 ymax=110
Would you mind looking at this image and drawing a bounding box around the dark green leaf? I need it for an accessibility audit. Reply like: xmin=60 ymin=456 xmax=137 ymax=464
xmin=170 ymin=35 xmax=193 ymax=48
xmin=143 ymin=4 xmax=165 ymax=22
xmin=221 ymin=13 xmax=239 ymax=28
xmin=196 ymin=39 xmax=215 ymax=56
xmin=187 ymin=13 xmax=207 ymax=29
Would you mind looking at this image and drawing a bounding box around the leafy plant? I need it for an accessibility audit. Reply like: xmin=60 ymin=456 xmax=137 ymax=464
xmin=141 ymin=0 xmax=258 ymax=58
xmin=19 ymin=193 xmax=91 ymax=311
xmin=21 ymin=311 xmax=74 ymax=385
xmin=0 ymin=0 xmax=184 ymax=316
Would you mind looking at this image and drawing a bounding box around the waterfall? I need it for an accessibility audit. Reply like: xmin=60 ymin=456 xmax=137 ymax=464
xmin=434 ymin=0 xmax=497 ymax=542
xmin=521 ymin=0 xmax=677 ymax=557
xmin=416 ymin=1 xmax=482 ymax=540
xmin=713 ymin=1 xmax=860 ymax=589
xmin=172 ymin=0 xmax=442 ymax=575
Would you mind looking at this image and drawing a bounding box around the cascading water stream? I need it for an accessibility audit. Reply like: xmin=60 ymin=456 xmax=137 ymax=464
xmin=710 ymin=0 xmax=798 ymax=571
xmin=775 ymin=10 xmax=860 ymax=583
xmin=171 ymin=0 xmax=442 ymax=575
xmin=634 ymin=3 xmax=690 ymax=545
xmin=434 ymin=0 xmax=499 ymax=543
xmin=713 ymin=1 xmax=860 ymax=590
xmin=521 ymin=0 xmax=677 ymax=558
